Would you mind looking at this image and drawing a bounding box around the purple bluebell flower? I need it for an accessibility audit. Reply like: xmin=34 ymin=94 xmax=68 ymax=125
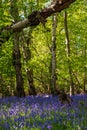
xmin=0 ymin=94 xmax=87 ymax=129
xmin=47 ymin=124 xmax=52 ymax=130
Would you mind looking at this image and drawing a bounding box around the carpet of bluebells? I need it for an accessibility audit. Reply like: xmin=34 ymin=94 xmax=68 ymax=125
xmin=0 ymin=94 xmax=87 ymax=130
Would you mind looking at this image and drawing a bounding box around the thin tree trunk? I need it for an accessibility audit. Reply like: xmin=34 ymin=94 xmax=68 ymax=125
xmin=10 ymin=0 xmax=25 ymax=97
xmin=64 ymin=10 xmax=74 ymax=95
xmin=50 ymin=13 xmax=57 ymax=94
xmin=83 ymin=44 xmax=87 ymax=93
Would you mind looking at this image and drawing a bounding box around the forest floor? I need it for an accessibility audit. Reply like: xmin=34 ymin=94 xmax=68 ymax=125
xmin=0 ymin=94 xmax=87 ymax=130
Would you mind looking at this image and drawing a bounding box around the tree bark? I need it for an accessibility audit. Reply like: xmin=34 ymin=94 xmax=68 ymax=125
xmin=11 ymin=0 xmax=25 ymax=97
xmin=50 ymin=13 xmax=57 ymax=94
xmin=12 ymin=34 xmax=25 ymax=97
xmin=21 ymin=32 xmax=36 ymax=95
xmin=83 ymin=44 xmax=87 ymax=93
xmin=10 ymin=0 xmax=76 ymax=32
xmin=26 ymin=69 xmax=36 ymax=95
xmin=64 ymin=10 xmax=74 ymax=95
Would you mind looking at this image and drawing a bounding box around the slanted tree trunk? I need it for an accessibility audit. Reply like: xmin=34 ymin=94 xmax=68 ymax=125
xmin=64 ymin=10 xmax=74 ymax=95
xmin=26 ymin=69 xmax=36 ymax=95
xmin=50 ymin=13 xmax=57 ymax=94
xmin=10 ymin=0 xmax=25 ymax=97
xmin=21 ymin=31 xmax=36 ymax=95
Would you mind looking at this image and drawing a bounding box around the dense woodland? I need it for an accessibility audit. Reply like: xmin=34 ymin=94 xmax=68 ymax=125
xmin=0 ymin=0 xmax=87 ymax=97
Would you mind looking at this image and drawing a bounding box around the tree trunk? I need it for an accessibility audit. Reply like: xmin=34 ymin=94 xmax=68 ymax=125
xmin=83 ymin=44 xmax=87 ymax=93
xmin=26 ymin=69 xmax=36 ymax=95
xmin=12 ymin=35 xmax=25 ymax=97
xmin=21 ymin=32 xmax=36 ymax=95
xmin=50 ymin=13 xmax=57 ymax=94
xmin=64 ymin=10 xmax=74 ymax=95
xmin=10 ymin=0 xmax=25 ymax=97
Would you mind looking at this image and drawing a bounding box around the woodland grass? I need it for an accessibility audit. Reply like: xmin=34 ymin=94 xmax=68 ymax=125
xmin=0 ymin=95 xmax=87 ymax=130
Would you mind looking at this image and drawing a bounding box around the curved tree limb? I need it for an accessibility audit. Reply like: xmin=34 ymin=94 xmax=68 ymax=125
xmin=0 ymin=0 xmax=76 ymax=43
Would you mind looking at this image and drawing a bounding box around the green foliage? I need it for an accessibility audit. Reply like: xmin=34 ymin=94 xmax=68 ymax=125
xmin=0 ymin=0 xmax=87 ymax=95
xmin=0 ymin=0 xmax=12 ymax=26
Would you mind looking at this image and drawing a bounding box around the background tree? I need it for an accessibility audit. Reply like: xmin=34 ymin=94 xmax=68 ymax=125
xmin=64 ymin=10 xmax=74 ymax=95
xmin=49 ymin=13 xmax=58 ymax=94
